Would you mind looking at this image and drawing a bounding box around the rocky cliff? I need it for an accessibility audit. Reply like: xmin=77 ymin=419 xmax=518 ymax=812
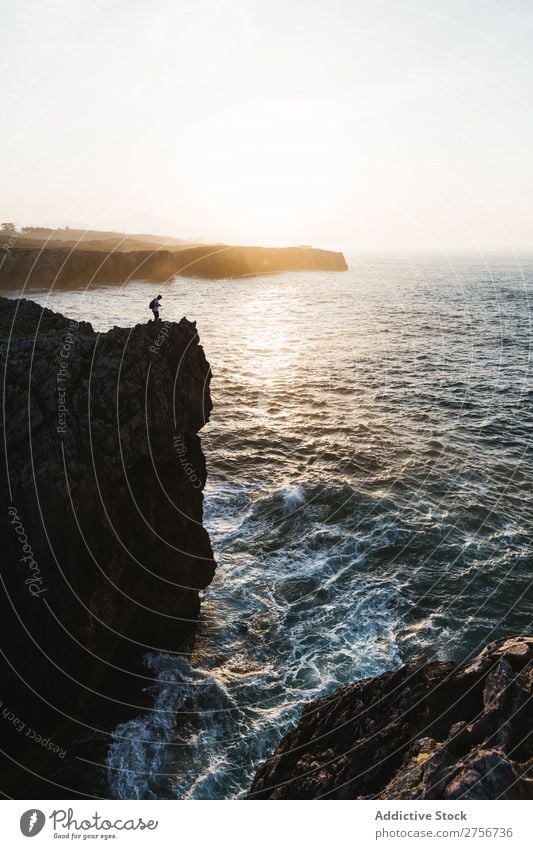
xmin=0 ymin=244 xmax=348 ymax=290
xmin=249 ymin=637 xmax=533 ymax=800
xmin=0 ymin=297 xmax=215 ymax=797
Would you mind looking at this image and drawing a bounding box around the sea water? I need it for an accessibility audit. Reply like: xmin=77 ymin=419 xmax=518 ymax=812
xmin=20 ymin=252 xmax=533 ymax=798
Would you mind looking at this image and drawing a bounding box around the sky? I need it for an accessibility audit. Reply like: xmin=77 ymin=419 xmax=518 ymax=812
xmin=1 ymin=0 xmax=533 ymax=250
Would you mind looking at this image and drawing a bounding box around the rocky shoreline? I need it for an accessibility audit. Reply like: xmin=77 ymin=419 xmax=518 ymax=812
xmin=0 ymin=297 xmax=215 ymax=797
xmin=0 ymin=244 xmax=348 ymax=290
xmin=249 ymin=636 xmax=533 ymax=800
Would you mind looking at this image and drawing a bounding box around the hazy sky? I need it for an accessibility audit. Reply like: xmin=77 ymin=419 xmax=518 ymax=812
xmin=2 ymin=0 xmax=533 ymax=249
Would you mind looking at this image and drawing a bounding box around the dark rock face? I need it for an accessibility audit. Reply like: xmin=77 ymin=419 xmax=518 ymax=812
xmin=0 ymin=244 xmax=348 ymax=290
xmin=249 ymin=637 xmax=533 ymax=800
xmin=0 ymin=297 xmax=215 ymax=797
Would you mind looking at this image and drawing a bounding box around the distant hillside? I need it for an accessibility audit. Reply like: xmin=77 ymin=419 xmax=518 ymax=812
xmin=0 ymin=243 xmax=348 ymax=289
xmin=0 ymin=225 xmax=202 ymax=254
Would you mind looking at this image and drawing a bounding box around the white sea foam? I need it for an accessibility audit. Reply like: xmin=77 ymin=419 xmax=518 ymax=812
xmin=281 ymin=485 xmax=306 ymax=515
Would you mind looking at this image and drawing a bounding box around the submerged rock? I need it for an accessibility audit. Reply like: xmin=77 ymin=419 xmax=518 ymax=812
xmin=249 ymin=637 xmax=533 ymax=799
xmin=0 ymin=297 xmax=215 ymax=796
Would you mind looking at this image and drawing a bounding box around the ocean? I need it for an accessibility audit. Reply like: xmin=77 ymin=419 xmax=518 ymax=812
xmin=22 ymin=253 xmax=533 ymax=798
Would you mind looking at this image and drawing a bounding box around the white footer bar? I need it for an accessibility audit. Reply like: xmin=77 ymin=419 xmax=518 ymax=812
xmin=3 ymin=799 xmax=530 ymax=848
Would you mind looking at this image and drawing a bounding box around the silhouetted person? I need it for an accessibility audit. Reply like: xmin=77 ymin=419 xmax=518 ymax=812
xmin=149 ymin=295 xmax=162 ymax=322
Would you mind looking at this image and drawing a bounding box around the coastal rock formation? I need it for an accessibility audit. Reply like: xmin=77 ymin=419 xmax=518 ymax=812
xmin=0 ymin=244 xmax=348 ymax=290
xmin=249 ymin=637 xmax=533 ymax=800
xmin=0 ymin=297 xmax=215 ymax=796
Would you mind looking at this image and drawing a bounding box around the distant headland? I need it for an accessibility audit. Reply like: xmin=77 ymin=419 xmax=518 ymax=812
xmin=0 ymin=224 xmax=348 ymax=290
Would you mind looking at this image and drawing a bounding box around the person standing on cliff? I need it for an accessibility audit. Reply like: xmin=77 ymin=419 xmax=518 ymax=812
xmin=149 ymin=295 xmax=162 ymax=322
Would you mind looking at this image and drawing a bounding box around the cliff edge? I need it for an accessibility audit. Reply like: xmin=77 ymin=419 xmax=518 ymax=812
xmin=0 ymin=297 xmax=215 ymax=796
xmin=249 ymin=637 xmax=533 ymax=800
